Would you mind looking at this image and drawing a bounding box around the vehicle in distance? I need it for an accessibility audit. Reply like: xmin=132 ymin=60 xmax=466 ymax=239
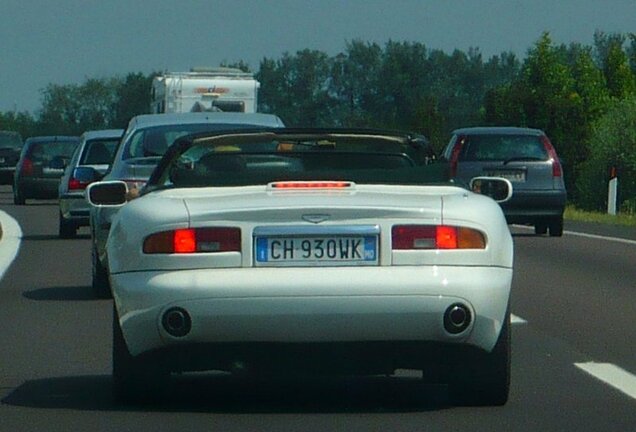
xmin=88 ymin=128 xmax=514 ymax=406
xmin=88 ymin=112 xmax=285 ymax=297
xmin=14 ymin=136 xmax=80 ymax=205
xmin=58 ymin=129 xmax=123 ymax=238
xmin=442 ymin=126 xmax=566 ymax=236
xmin=0 ymin=130 xmax=24 ymax=184
xmin=151 ymin=67 xmax=260 ymax=114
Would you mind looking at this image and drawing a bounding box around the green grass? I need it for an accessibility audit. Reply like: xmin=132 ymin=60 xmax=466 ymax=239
xmin=564 ymin=205 xmax=636 ymax=226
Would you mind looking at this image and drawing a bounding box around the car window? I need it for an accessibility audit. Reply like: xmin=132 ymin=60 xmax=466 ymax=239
xmin=80 ymin=139 xmax=119 ymax=164
xmin=0 ymin=132 xmax=23 ymax=150
xmin=459 ymin=135 xmax=547 ymax=162
xmin=149 ymin=134 xmax=447 ymax=189
xmin=124 ymin=123 xmax=285 ymax=161
xmin=27 ymin=141 xmax=77 ymax=162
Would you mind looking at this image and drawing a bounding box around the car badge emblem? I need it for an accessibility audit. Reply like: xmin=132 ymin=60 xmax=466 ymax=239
xmin=302 ymin=214 xmax=330 ymax=224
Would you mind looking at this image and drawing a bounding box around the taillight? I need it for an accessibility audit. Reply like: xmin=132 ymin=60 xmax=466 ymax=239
xmin=392 ymin=225 xmax=485 ymax=250
xmin=449 ymin=135 xmax=465 ymax=178
xmin=22 ymin=158 xmax=34 ymax=176
xmin=143 ymin=227 xmax=241 ymax=254
xmin=68 ymin=177 xmax=90 ymax=191
xmin=269 ymin=181 xmax=353 ymax=189
xmin=541 ymin=135 xmax=562 ymax=177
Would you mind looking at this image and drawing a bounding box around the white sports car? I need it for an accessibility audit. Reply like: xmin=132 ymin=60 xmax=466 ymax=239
xmin=87 ymin=128 xmax=514 ymax=406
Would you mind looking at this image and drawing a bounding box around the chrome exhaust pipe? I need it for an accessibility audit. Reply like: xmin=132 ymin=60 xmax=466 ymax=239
xmin=162 ymin=307 xmax=192 ymax=337
xmin=444 ymin=304 xmax=471 ymax=334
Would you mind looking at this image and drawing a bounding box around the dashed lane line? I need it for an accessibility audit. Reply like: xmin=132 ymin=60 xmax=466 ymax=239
xmin=575 ymin=362 xmax=636 ymax=401
xmin=511 ymin=314 xmax=527 ymax=325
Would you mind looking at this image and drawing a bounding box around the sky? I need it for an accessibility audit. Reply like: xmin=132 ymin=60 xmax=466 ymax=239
xmin=1 ymin=0 xmax=636 ymax=113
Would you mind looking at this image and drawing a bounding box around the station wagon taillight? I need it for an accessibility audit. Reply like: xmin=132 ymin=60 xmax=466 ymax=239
xmin=392 ymin=225 xmax=486 ymax=250
xmin=21 ymin=158 xmax=34 ymax=176
xmin=143 ymin=227 xmax=241 ymax=254
xmin=68 ymin=177 xmax=90 ymax=191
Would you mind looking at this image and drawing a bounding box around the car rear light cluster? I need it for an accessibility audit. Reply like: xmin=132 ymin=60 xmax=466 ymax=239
xmin=448 ymin=135 xmax=465 ymax=178
xmin=143 ymin=227 xmax=241 ymax=254
xmin=392 ymin=225 xmax=486 ymax=250
xmin=541 ymin=135 xmax=562 ymax=177
xmin=68 ymin=177 xmax=90 ymax=191
xmin=21 ymin=158 xmax=34 ymax=176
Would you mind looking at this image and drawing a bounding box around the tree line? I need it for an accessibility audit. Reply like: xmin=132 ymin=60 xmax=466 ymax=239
xmin=1 ymin=31 xmax=635 ymax=212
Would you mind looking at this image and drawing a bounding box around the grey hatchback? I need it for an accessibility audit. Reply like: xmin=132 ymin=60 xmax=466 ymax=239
xmin=442 ymin=127 xmax=566 ymax=236
xmin=14 ymin=136 xmax=80 ymax=205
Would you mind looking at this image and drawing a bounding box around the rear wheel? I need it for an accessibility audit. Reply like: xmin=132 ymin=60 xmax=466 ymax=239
xmin=449 ymin=309 xmax=510 ymax=406
xmin=534 ymin=222 xmax=547 ymax=235
xmin=92 ymin=243 xmax=111 ymax=298
xmin=58 ymin=212 xmax=77 ymax=238
xmin=112 ymin=306 xmax=168 ymax=405
xmin=548 ymin=216 xmax=564 ymax=237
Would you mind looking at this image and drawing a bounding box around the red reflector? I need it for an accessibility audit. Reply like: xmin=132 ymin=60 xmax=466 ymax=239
xmin=271 ymin=181 xmax=352 ymax=189
xmin=174 ymin=229 xmax=196 ymax=253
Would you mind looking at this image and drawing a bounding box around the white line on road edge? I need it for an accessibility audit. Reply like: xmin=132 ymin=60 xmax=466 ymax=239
xmin=575 ymin=362 xmax=636 ymax=401
xmin=0 ymin=210 xmax=22 ymax=280
xmin=562 ymin=230 xmax=636 ymax=246
xmin=511 ymin=314 xmax=527 ymax=325
xmin=511 ymin=224 xmax=636 ymax=246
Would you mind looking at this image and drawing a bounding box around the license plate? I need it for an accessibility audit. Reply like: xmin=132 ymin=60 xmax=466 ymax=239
xmin=487 ymin=170 xmax=526 ymax=182
xmin=255 ymin=236 xmax=378 ymax=266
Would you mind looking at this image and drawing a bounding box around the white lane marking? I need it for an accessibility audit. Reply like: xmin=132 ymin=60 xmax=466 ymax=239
xmin=0 ymin=210 xmax=21 ymax=280
xmin=562 ymin=230 xmax=636 ymax=246
xmin=512 ymin=224 xmax=636 ymax=246
xmin=575 ymin=362 xmax=636 ymax=400
xmin=511 ymin=314 xmax=527 ymax=325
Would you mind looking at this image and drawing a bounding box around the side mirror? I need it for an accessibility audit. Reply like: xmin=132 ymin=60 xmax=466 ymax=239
xmin=469 ymin=177 xmax=513 ymax=203
xmin=86 ymin=181 xmax=128 ymax=206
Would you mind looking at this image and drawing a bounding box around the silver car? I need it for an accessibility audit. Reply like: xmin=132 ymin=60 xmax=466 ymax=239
xmin=58 ymin=129 xmax=123 ymax=238
xmin=89 ymin=112 xmax=285 ymax=297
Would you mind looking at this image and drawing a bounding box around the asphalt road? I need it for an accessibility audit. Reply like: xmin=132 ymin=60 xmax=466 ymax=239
xmin=1 ymin=184 xmax=635 ymax=431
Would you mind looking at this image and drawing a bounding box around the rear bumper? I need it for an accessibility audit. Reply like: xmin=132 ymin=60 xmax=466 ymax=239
xmin=500 ymin=189 xmax=566 ymax=222
xmin=112 ymin=265 xmax=512 ymax=363
xmin=59 ymin=193 xmax=90 ymax=225
xmin=16 ymin=178 xmax=61 ymax=199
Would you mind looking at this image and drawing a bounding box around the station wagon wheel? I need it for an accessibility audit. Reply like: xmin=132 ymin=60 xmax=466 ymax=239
xmin=112 ymin=305 xmax=168 ymax=405
xmin=13 ymin=188 xmax=25 ymax=205
xmin=449 ymin=308 xmax=510 ymax=406
xmin=58 ymin=212 xmax=76 ymax=239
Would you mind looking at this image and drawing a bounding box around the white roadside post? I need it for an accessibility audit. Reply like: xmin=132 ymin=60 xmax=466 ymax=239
xmin=608 ymin=167 xmax=618 ymax=216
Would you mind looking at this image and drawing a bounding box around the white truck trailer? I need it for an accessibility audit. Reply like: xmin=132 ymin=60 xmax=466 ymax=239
xmin=151 ymin=68 xmax=260 ymax=114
